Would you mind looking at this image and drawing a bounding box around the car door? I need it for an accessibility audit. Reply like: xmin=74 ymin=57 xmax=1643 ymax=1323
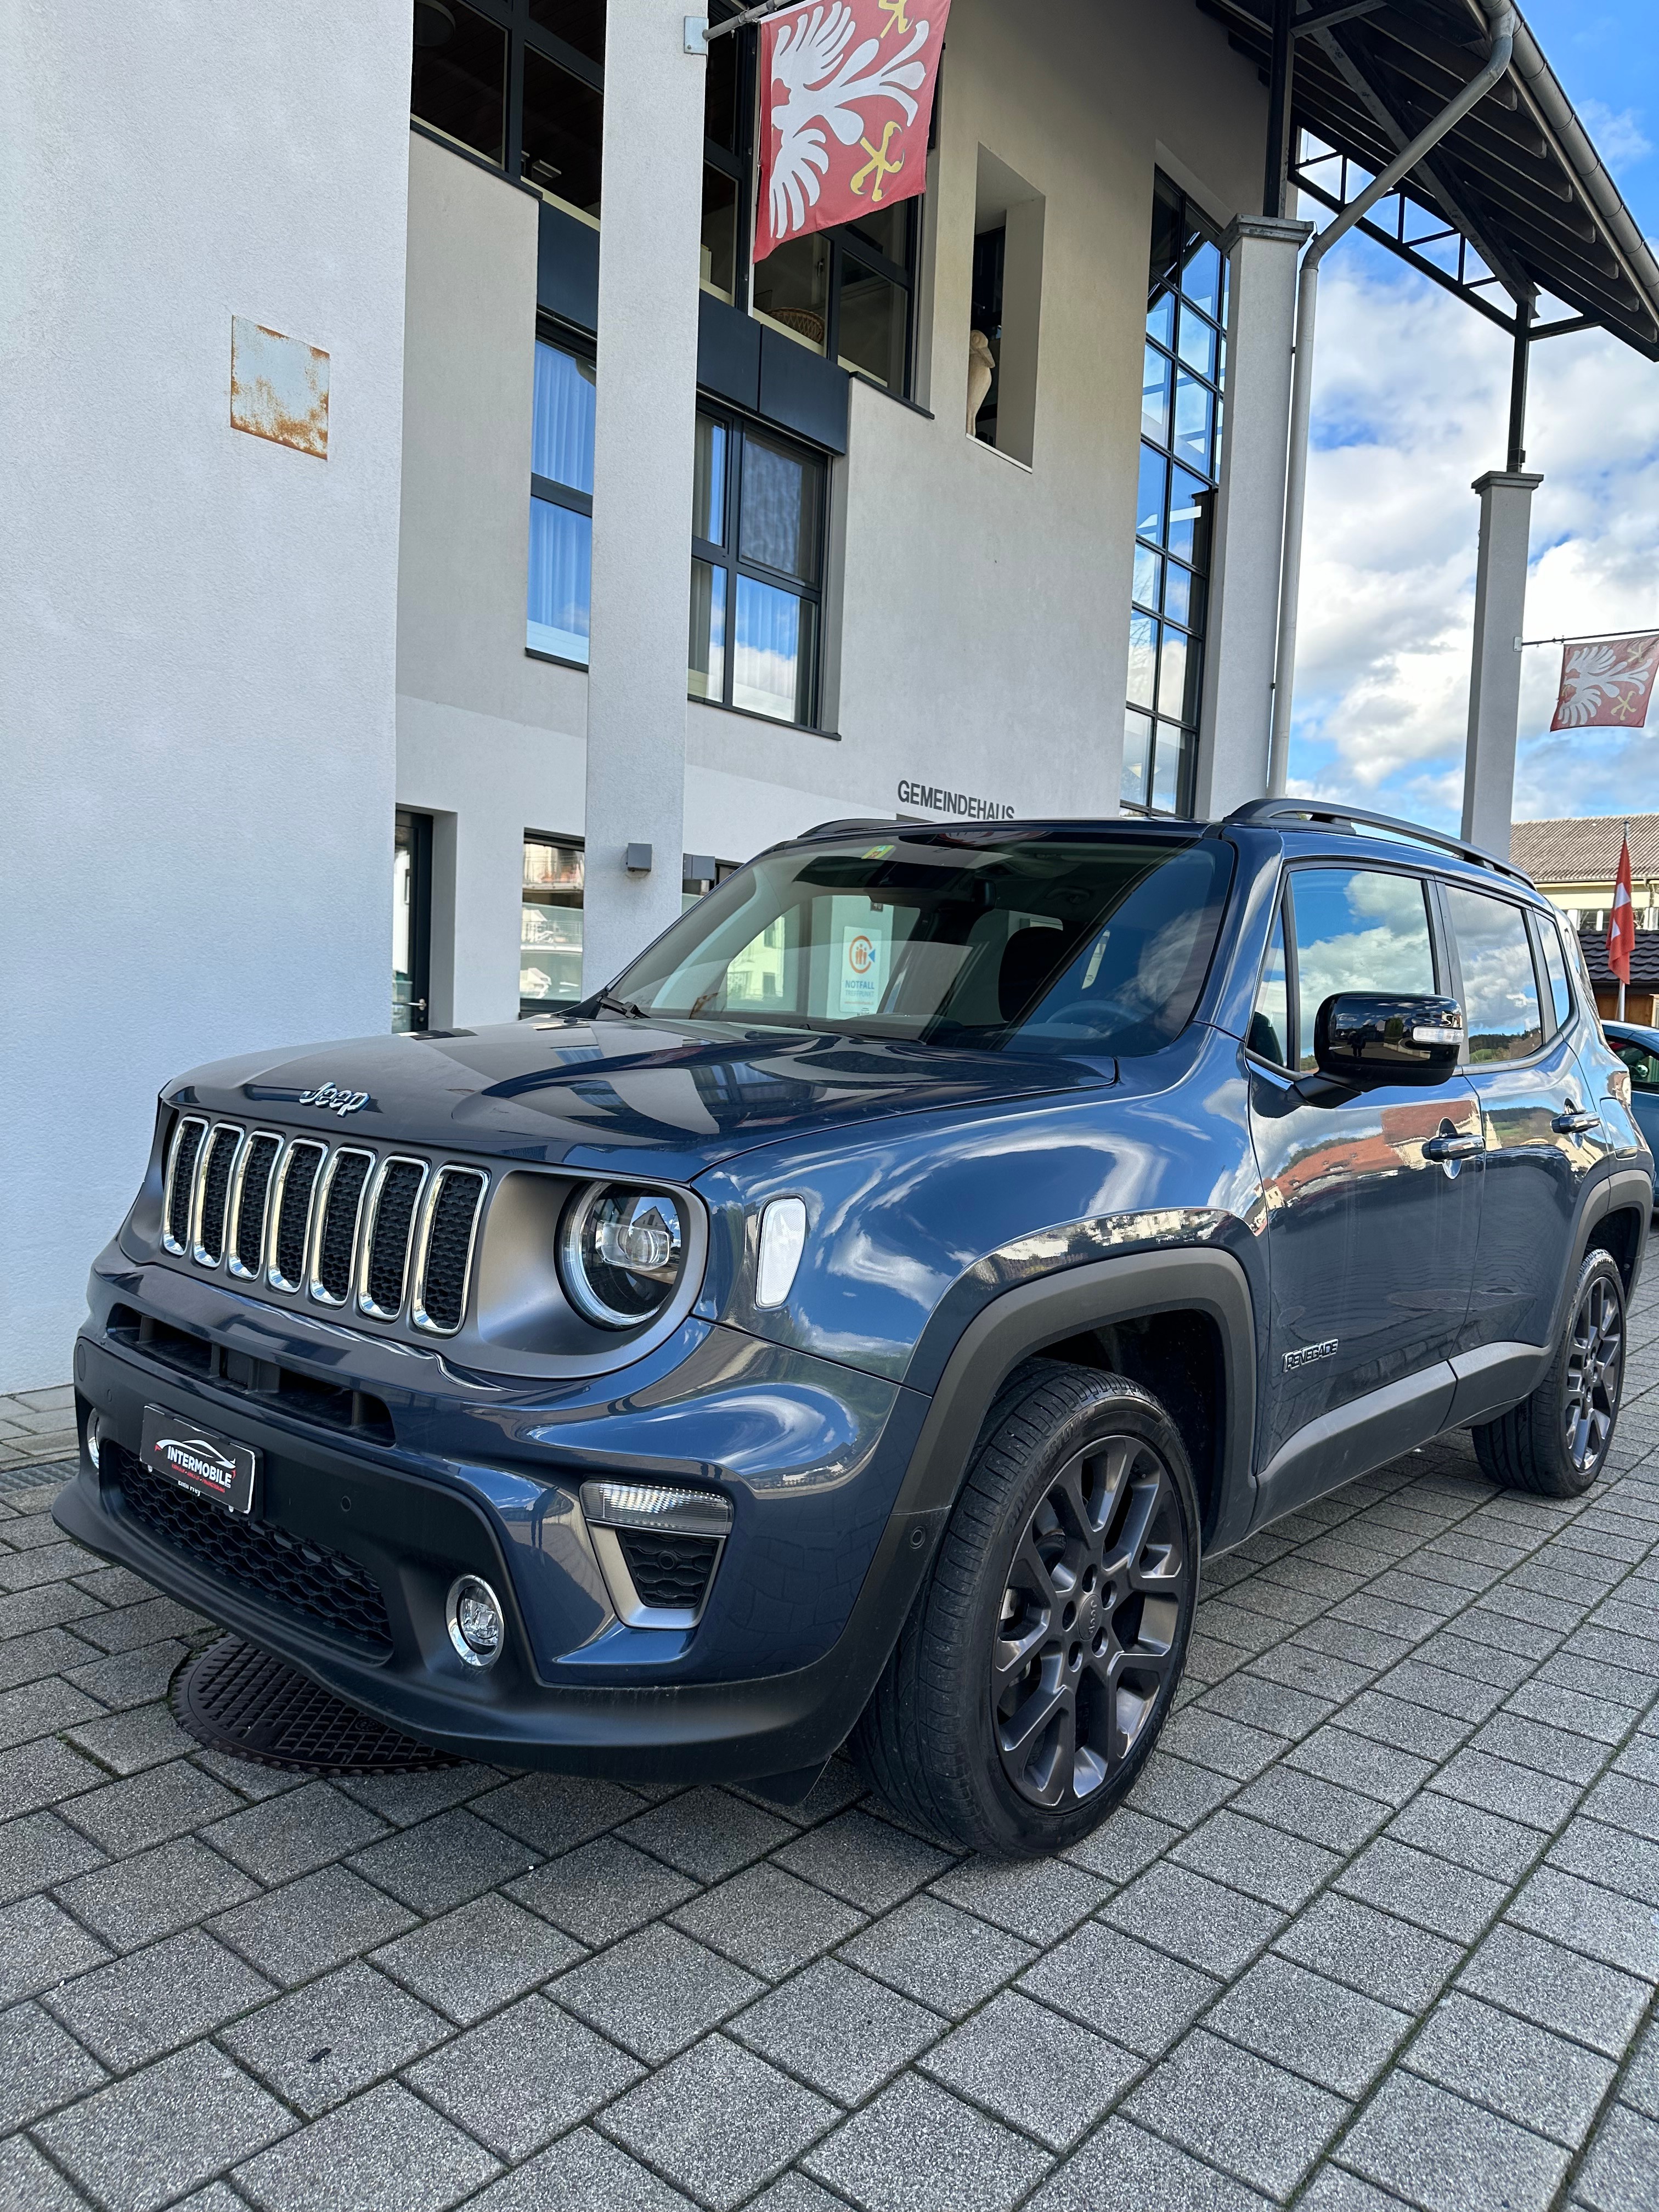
xmin=1607 ymin=1026 xmax=1659 ymax=1166
xmin=1246 ymin=862 xmax=1485 ymax=1522
xmin=1441 ymin=883 xmax=1598 ymax=1375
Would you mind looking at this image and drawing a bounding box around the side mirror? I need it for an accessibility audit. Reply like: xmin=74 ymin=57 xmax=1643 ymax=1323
xmin=1314 ymin=994 xmax=1464 ymax=1086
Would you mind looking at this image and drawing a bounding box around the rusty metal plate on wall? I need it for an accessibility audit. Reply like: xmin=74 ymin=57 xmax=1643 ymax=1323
xmin=230 ymin=317 xmax=329 ymax=458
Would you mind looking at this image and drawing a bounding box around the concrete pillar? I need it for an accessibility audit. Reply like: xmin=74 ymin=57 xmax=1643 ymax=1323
xmin=582 ymin=1 xmax=707 ymax=988
xmin=1460 ymin=469 xmax=1542 ymax=860
xmin=1193 ymin=215 xmax=1311 ymax=820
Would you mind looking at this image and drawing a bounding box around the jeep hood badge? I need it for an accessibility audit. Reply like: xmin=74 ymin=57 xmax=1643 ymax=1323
xmin=298 ymin=1081 xmax=370 ymax=1117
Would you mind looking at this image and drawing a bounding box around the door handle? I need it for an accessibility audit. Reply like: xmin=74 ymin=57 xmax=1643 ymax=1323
xmin=1553 ymin=1109 xmax=1600 ymax=1135
xmin=1423 ymin=1132 xmax=1485 ymax=1161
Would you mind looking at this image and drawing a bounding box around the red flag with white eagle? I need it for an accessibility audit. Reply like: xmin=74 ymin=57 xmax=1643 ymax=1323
xmin=1551 ymin=633 xmax=1659 ymax=730
xmin=754 ymin=0 xmax=951 ymax=264
xmin=1609 ymin=830 xmax=1636 ymax=988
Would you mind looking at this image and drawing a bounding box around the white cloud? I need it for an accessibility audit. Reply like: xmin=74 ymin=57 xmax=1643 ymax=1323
xmin=1288 ymin=235 xmax=1659 ymax=830
xmin=1577 ymin=98 xmax=1652 ymax=169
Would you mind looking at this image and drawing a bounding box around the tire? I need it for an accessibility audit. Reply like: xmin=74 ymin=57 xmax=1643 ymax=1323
xmin=851 ymin=1359 xmax=1201 ymax=1855
xmin=1472 ymin=1246 xmax=1626 ymax=1499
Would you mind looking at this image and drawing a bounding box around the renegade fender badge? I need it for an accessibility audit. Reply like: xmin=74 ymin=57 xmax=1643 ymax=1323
xmin=298 ymin=1081 xmax=370 ymax=1117
xmin=1284 ymin=1339 xmax=1338 ymax=1371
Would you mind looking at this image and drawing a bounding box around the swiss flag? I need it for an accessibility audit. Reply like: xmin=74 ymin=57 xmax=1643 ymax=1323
xmin=1609 ymin=831 xmax=1637 ymax=986
xmin=754 ymin=1 xmax=951 ymax=263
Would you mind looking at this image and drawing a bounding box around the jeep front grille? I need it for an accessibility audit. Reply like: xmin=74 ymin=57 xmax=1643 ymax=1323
xmin=157 ymin=1116 xmax=486 ymax=1335
xmin=194 ymin=1126 xmax=243 ymax=1266
xmin=312 ymin=1149 xmax=373 ymax=1306
xmin=162 ymin=1118 xmax=207 ymax=1254
xmin=230 ymin=1133 xmax=281 ymax=1279
xmin=360 ymin=1159 xmax=426 ymax=1320
xmin=270 ymin=1142 xmax=325 ymax=1292
xmin=412 ymin=1169 xmax=488 ymax=1333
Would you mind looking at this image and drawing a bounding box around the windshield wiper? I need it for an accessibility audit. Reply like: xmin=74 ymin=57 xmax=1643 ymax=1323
xmin=569 ymin=990 xmax=646 ymax=1019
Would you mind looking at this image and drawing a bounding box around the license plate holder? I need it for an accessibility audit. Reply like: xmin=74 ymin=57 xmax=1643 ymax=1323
xmin=140 ymin=1406 xmax=259 ymax=1516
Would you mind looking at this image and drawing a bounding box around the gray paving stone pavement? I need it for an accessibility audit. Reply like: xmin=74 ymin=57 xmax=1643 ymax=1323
xmin=5 ymin=1277 xmax=1659 ymax=2209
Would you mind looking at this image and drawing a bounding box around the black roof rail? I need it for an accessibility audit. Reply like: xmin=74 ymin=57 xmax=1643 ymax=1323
xmin=802 ymin=818 xmax=905 ymax=839
xmin=1223 ymin=798 xmax=1536 ymax=888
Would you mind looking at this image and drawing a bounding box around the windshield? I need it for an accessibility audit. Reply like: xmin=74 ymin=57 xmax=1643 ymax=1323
xmin=610 ymin=831 xmax=1234 ymax=1057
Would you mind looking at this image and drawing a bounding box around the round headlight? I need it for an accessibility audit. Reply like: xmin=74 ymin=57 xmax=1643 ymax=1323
xmin=559 ymin=1184 xmax=687 ymax=1329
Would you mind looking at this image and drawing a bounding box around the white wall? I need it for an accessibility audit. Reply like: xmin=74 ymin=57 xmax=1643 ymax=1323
xmin=0 ymin=2 xmax=412 ymax=1392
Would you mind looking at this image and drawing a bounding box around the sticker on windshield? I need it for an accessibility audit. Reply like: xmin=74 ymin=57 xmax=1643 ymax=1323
xmin=838 ymin=923 xmax=887 ymax=1017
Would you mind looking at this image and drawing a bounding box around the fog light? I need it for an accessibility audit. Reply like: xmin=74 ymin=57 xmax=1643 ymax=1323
xmin=85 ymin=1413 xmax=103 ymax=1469
xmin=445 ymin=1575 xmax=505 ymax=1668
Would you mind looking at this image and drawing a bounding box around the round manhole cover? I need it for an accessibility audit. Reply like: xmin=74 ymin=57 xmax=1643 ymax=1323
xmin=171 ymin=1636 xmax=460 ymax=1775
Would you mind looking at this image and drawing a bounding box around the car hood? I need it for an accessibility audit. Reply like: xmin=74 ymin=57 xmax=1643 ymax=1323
xmin=166 ymin=1016 xmax=1115 ymax=1179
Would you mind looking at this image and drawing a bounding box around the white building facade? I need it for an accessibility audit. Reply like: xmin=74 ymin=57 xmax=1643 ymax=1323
xmin=4 ymin=0 xmax=1654 ymax=1392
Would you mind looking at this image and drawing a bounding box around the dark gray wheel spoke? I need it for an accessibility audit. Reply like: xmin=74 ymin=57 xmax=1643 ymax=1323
xmin=992 ymin=1426 xmax=1191 ymax=1813
xmin=1562 ymin=1271 xmax=1626 ymax=1474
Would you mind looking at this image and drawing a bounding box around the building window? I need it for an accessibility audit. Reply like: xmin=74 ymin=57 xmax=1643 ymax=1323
xmin=412 ymin=0 xmax=603 ymax=224
xmin=683 ymin=857 xmax=740 ymax=912
xmin=690 ymin=410 xmax=825 ymax=726
xmin=752 ymin=201 xmax=919 ymax=392
xmin=1123 ymin=173 xmax=1227 ymax=820
xmin=409 ymin=0 xmax=924 ymax=397
xmin=527 ymin=332 xmax=595 ymax=663
xmin=968 ymin=151 xmax=1043 ymax=465
xmin=521 ymin=833 xmax=584 ymax=1012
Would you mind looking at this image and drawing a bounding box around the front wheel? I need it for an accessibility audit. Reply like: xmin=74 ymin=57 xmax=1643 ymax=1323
xmin=851 ymin=1362 xmax=1200 ymax=1855
xmin=1472 ymin=1246 xmax=1626 ymax=1499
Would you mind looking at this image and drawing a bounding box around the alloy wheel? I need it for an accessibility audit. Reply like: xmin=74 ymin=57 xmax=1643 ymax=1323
xmin=1563 ymin=1273 xmax=1623 ymax=1475
xmin=992 ymin=1432 xmax=1189 ymax=1809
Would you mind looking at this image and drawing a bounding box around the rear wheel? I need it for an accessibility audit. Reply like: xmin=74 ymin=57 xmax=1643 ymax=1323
xmin=852 ymin=1361 xmax=1200 ymax=1855
xmin=1472 ymin=1246 xmax=1626 ymax=1499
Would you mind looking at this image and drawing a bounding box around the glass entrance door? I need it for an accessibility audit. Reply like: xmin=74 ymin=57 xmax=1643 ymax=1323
xmin=522 ymin=833 xmax=584 ymax=1013
xmin=393 ymin=810 xmax=432 ymax=1032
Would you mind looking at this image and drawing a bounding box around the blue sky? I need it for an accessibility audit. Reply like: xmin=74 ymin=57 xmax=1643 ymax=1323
xmin=1286 ymin=0 xmax=1659 ymax=827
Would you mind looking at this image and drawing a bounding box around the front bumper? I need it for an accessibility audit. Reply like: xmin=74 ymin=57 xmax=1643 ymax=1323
xmin=60 ymin=1276 xmax=937 ymax=1784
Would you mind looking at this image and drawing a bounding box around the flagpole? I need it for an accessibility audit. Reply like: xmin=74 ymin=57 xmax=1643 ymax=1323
xmin=1520 ymin=627 xmax=1659 ymax=647
xmin=1620 ymin=819 xmax=1629 ymax=1020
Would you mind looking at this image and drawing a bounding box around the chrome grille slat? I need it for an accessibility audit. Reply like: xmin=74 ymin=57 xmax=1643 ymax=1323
xmin=410 ymin=1167 xmax=488 ymax=1335
xmin=358 ymin=1158 xmax=428 ymax=1322
xmin=228 ymin=1132 xmax=283 ymax=1279
xmin=192 ymin=1126 xmax=244 ymax=1267
xmin=268 ymin=1141 xmax=326 ymax=1294
xmin=161 ymin=1118 xmax=207 ymax=1256
xmin=160 ymin=1119 xmax=489 ymax=1338
xmin=309 ymin=1149 xmax=375 ymax=1307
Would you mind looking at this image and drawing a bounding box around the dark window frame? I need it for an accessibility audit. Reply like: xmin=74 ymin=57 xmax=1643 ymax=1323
xmin=409 ymin=0 xmax=925 ymax=397
xmin=691 ymin=402 xmax=828 ymax=730
xmin=413 ymin=0 xmax=604 ymax=211
xmin=1124 ymin=172 xmax=1228 ymax=823
xmin=1436 ymin=880 xmax=1555 ymax=1070
xmin=1249 ymin=861 xmax=1447 ymax=1075
xmin=526 ymin=319 xmax=597 ymax=666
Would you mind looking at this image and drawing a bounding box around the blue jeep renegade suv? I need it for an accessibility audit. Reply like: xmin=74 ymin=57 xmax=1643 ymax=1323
xmin=57 ymin=800 xmax=1651 ymax=1854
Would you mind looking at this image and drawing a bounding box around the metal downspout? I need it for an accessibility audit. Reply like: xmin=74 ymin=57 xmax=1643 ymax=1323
xmin=1264 ymin=3 xmax=1518 ymax=797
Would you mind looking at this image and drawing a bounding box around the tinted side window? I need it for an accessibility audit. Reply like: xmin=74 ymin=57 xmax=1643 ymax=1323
xmin=1534 ymin=913 xmax=1574 ymax=1037
xmin=1445 ymin=887 xmax=1544 ymax=1063
xmin=1288 ymin=869 xmax=1436 ymax=1074
xmin=1250 ymin=901 xmax=1290 ymax=1067
xmin=1617 ymin=1041 xmax=1659 ymax=1091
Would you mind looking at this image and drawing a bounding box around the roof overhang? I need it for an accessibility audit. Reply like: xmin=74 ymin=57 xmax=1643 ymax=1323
xmin=1195 ymin=0 xmax=1659 ymax=357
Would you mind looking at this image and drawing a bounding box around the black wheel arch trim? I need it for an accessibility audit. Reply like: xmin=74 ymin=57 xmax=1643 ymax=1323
xmin=1559 ymin=1165 xmax=1649 ymax=1336
xmin=894 ymin=1246 xmax=1257 ymax=1555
